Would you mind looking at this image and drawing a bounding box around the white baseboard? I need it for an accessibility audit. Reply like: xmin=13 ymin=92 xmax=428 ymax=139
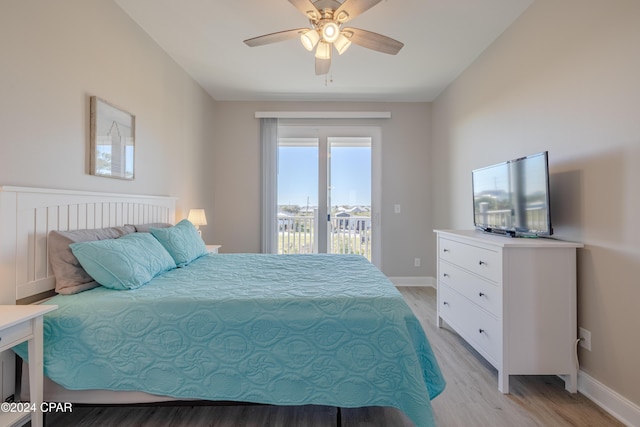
xmin=389 ymin=276 xmax=436 ymax=288
xmin=578 ymin=370 xmax=640 ymax=427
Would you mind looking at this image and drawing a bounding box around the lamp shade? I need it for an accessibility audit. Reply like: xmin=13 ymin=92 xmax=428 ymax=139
xmin=187 ymin=209 xmax=207 ymax=227
xmin=334 ymin=33 xmax=352 ymax=55
xmin=315 ymin=41 xmax=331 ymax=59
xmin=300 ymin=29 xmax=320 ymax=51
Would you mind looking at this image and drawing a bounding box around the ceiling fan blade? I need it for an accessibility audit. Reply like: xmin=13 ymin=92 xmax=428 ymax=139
xmin=334 ymin=0 xmax=383 ymax=23
xmin=343 ymin=27 xmax=404 ymax=55
xmin=288 ymin=0 xmax=321 ymax=20
xmin=315 ymin=57 xmax=331 ymax=75
xmin=244 ymin=29 xmax=307 ymax=47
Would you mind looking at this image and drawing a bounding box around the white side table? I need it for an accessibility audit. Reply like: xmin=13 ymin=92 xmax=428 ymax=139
xmin=0 ymin=305 xmax=57 ymax=427
xmin=206 ymin=245 xmax=221 ymax=254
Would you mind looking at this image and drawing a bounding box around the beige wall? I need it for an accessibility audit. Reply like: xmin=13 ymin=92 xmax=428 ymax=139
xmin=432 ymin=0 xmax=640 ymax=408
xmin=0 ymin=0 xmax=215 ymax=218
xmin=206 ymin=101 xmax=432 ymax=278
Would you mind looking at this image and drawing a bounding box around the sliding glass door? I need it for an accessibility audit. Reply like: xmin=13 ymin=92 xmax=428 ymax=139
xmin=276 ymin=125 xmax=380 ymax=266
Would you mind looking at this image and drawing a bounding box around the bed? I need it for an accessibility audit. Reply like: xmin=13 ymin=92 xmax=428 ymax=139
xmin=1 ymin=186 xmax=445 ymax=427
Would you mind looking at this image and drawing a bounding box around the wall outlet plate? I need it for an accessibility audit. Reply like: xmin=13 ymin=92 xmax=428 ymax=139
xmin=579 ymin=327 xmax=592 ymax=351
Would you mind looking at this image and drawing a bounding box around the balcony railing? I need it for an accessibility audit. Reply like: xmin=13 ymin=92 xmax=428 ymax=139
xmin=278 ymin=215 xmax=372 ymax=260
xmin=278 ymin=216 xmax=316 ymax=255
xmin=474 ymin=206 xmax=549 ymax=231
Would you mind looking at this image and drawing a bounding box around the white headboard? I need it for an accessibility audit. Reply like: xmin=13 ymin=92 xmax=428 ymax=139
xmin=0 ymin=186 xmax=177 ymax=303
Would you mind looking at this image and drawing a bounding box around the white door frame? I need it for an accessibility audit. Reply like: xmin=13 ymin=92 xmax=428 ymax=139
xmin=278 ymin=125 xmax=382 ymax=268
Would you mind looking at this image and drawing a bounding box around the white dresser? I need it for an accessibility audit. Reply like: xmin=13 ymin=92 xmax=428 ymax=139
xmin=434 ymin=229 xmax=583 ymax=393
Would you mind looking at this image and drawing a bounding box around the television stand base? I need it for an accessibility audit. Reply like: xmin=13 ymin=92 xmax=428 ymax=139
xmin=479 ymin=228 xmax=517 ymax=238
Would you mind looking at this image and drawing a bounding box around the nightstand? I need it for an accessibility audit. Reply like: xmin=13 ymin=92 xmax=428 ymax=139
xmin=0 ymin=305 xmax=57 ymax=427
xmin=206 ymin=245 xmax=221 ymax=254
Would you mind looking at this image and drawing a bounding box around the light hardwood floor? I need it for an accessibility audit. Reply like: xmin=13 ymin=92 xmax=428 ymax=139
xmin=43 ymin=287 xmax=622 ymax=427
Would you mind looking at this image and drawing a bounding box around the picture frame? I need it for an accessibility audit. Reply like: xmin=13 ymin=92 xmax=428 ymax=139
xmin=89 ymin=96 xmax=135 ymax=180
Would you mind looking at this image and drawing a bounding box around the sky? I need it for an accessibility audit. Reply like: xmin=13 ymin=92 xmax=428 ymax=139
xmin=277 ymin=145 xmax=371 ymax=207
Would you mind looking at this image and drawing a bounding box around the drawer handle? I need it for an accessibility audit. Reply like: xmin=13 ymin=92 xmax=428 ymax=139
xmin=479 ymin=260 xmax=487 ymax=266
xmin=478 ymin=292 xmax=485 ymax=297
xmin=443 ymin=249 xmax=450 ymax=253
xmin=443 ymin=301 xmax=449 ymax=306
xmin=478 ymin=328 xmax=485 ymax=334
xmin=443 ymin=273 xmax=450 ymax=278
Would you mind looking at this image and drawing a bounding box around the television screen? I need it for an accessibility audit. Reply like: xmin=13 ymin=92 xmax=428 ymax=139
xmin=472 ymin=151 xmax=552 ymax=236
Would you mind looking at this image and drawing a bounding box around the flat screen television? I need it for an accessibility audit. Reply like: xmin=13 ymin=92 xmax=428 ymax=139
xmin=472 ymin=151 xmax=552 ymax=237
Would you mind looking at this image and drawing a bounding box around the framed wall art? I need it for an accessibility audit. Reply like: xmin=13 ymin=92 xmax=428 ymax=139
xmin=89 ymin=96 xmax=135 ymax=180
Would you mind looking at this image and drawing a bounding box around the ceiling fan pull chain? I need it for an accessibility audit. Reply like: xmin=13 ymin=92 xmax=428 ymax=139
xmin=324 ymin=72 xmax=334 ymax=86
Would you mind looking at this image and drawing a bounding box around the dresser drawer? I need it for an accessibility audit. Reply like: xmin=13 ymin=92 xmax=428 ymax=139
xmin=439 ymin=260 xmax=501 ymax=318
xmin=0 ymin=321 xmax=32 ymax=351
xmin=438 ymin=283 xmax=501 ymax=364
xmin=439 ymin=237 xmax=501 ymax=283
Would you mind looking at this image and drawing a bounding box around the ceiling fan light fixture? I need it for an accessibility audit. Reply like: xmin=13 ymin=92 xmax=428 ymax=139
xmin=300 ymin=29 xmax=320 ymax=51
xmin=334 ymin=33 xmax=352 ymax=55
xmin=244 ymin=0 xmax=404 ymax=76
xmin=322 ymin=22 xmax=340 ymax=43
xmin=315 ymin=41 xmax=332 ymax=60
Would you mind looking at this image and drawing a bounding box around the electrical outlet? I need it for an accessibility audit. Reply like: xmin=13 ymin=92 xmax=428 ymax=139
xmin=579 ymin=327 xmax=591 ymax=351
xmin=394 ymin=204 xmax=401 ymax=214
xmin=414 ymin=258 xmax=421 ymax=267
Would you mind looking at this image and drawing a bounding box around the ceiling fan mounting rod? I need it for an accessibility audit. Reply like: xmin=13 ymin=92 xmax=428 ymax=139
xmin=318 ymin=8 xmax=335 ymax=20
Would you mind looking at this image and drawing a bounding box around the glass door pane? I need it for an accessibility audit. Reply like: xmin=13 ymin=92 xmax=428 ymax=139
xmin=328 ymin=137 xmax=372 ymax=260
xmin=277 ymin=138 xmax=319 ymax=254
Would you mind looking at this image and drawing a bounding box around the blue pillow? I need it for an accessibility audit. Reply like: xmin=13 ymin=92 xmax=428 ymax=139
xmin=150 ymin=219 xmax=208 ymax=267
xmin=70 ymin=233 xmax=176 ymax=290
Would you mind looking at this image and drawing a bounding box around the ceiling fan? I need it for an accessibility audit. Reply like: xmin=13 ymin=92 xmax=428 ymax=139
xmin=243 ymin=0 xmax=404 ymax=76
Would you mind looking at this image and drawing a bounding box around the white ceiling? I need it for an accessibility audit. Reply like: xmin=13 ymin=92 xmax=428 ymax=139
xmin=114 ymin=0 xmax=533 ymax=102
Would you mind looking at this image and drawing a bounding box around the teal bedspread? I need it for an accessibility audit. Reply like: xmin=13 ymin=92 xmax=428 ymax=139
xmin=15 ymin=254 xmax=445 ymax=426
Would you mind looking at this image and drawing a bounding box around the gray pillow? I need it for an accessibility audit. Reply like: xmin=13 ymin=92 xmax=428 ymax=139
xmin=130 ymin=222 xmax=172 ymax=233
xmin=48 ymin=225 xmax=136 ymax=294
